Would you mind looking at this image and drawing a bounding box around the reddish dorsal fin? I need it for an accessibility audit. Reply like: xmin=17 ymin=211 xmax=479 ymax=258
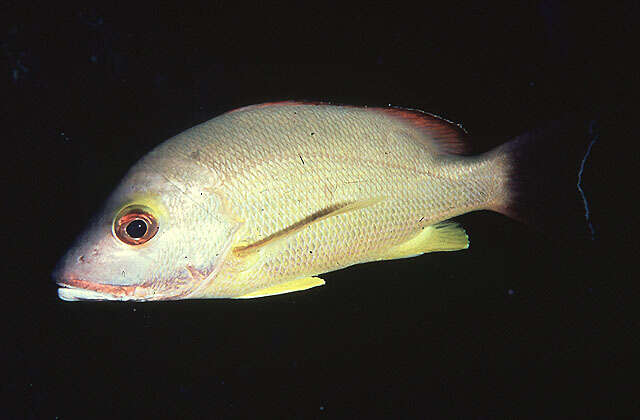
xmin=227 ymin=101 xmax=470 ymax=155
xmin=376 ymin=107 xmax=471 ymax=155
xmin=227 ymin=100 xmax=330 ymax=114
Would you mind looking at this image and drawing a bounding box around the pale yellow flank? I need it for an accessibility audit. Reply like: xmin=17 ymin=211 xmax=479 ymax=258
xmin=55 ymin=102 xmax=511 ymax=301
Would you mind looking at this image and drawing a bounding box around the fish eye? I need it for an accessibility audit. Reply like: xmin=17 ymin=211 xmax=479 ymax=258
xmin=113 ymin=205 xmax=159 ymax=245
xmin=126 ymin=219 xmax=147 ymax=238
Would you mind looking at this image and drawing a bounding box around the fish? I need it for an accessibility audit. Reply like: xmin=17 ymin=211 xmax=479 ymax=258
xmin=53 ymin=101 xmax=593 ymax=301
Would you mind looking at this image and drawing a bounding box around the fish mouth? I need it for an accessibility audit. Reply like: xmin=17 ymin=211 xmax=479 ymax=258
xmin=56 ymin=272 xmax=200 ymax=302
xmin=56 ymin=278 xmax=145 ymax=302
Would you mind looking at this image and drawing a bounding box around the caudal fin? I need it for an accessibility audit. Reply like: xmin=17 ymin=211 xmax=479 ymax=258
xmin=489 ymin=117 xmax=600 ymax=240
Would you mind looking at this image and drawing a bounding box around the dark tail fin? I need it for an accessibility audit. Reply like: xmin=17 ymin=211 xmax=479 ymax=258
xmin=489 ymin=116 xmax=600 ymax=241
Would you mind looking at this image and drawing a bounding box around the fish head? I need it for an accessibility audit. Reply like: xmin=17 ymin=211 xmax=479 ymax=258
xmin=54 ymin=151 xmax=239 ymax=301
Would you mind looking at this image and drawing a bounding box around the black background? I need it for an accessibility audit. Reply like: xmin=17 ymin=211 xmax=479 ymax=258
xmin=4 ymin=2 xmax=639 ymax=418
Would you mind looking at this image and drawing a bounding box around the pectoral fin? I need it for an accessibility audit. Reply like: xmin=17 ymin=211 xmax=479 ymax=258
xmin=233 ymin=198 xmax=382 ymax=259
xmin=235 ymin=276 xmax=326 ymax=299
xmin=378 ymin=220 xmax=469 ymax=261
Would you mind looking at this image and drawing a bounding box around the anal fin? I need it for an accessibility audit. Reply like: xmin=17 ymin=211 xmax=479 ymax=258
xmin=234 ymin=276 xmax=325 ymax=299
xmin=378 ymin=220 xmax=469 ymax=261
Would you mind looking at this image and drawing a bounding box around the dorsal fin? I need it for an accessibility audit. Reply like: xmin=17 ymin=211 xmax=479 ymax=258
xmin=227 ymin=101 xmax=471 ymax=155
xmin=226 ymin=100 xmax=330 ymax=114
xmin=377 ymin=107 xmax=471 ymax=155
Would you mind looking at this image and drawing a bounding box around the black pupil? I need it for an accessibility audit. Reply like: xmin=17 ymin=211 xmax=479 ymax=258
xmin=126 ymin=219 xmax=147 ymax=238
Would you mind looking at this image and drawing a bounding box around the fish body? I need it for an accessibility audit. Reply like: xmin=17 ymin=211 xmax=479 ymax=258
xmin=55 ymin=101 xmax=519 ymax=301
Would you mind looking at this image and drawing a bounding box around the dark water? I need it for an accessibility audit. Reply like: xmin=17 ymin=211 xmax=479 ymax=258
xmin=5 ymin=3 xmax=638 ymax=418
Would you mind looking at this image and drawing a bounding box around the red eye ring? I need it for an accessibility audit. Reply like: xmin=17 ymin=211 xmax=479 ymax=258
xmin=113 ymin=205 xmax=159 ymax=246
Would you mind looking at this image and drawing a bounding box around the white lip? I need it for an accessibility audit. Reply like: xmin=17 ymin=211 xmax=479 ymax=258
xmin=57 ymin=284 xmax=118 ymax=301
xmin=58 ymin=286 xmax=113 ymax=302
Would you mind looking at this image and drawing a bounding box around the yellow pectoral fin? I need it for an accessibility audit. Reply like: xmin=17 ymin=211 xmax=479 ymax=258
xmin=378 ymin=220 xmax=469 ymax=261
xmin=234 ymin=276 xmax=326 ymax=299
xmin=232 ymin=198 xmax=382 ymax=260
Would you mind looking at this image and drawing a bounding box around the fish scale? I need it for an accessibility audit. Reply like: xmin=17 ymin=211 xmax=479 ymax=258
xmin=54 ymin=101 xmax=517 ymax=301
xmin=190 ymin=104 xmax=504 ymax=297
